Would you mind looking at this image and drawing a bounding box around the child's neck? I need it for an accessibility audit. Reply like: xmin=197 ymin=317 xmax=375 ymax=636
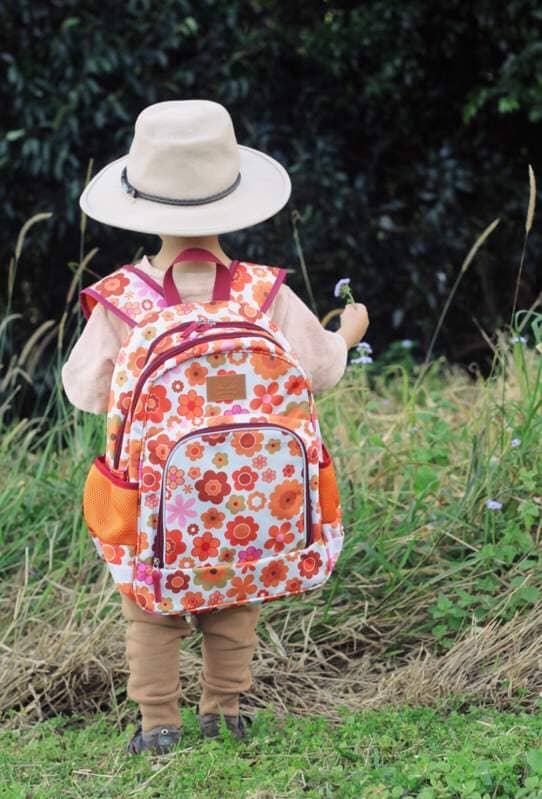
xmin=149 ymin=234 xmax=231 ymax=270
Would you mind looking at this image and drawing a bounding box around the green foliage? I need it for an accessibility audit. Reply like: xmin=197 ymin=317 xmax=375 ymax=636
xmin=2 ymin=0 xmax=542 ymax=385
xmin=3 ymin=705 xmax=542 ymax=797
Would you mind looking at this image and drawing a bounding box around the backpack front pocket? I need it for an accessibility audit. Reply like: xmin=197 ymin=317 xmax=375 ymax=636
xmin=154 ymin=423 xmax=311 ymax=569
xmin=83 ymin=455 xmax=139 ymax=546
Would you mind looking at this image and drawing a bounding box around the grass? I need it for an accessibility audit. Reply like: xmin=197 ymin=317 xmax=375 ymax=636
xmin=3 ymin=703 xmax=542 ymax=798
xmin=0 ymin=197 xmax=541 ymax=795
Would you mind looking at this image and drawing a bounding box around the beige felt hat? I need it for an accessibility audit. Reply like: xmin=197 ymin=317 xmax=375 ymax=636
xmin=79 ymin=99 xmax=292 ymax=236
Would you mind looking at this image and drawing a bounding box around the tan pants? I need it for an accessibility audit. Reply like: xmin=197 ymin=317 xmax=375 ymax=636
xmin=120 ymin=594 xmax=262 ymax=732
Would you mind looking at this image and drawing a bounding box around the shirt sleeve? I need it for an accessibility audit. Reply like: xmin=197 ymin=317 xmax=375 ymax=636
xmin=61 ymin=303 xmax=130 ymax=414
xmin=267 ymin=283 xmax=348 ymax=393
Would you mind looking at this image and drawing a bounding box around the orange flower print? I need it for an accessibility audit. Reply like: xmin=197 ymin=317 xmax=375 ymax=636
xmin=182 ymin=592 xmax=206 ymax=611
xmin=239 ymin=302 xmax=260 ymax=320
xmin=219 ymin=547 xmax=236 ymax=562
xmin=115 ymin=370 xmax=128 ymax=387
xmin=134 ymin=585 xmax=155 ymax=612
xmin=288 ymin=439 xmax=302 ymax=457
xmin=269 ymin=479 xmax=304 ymax=519
xmin=187 ymin=523 xmax=199 ymax=536
xmin=127 ymin=347 xmax=147 ymax=375
xmin=188 ymin=466 xmax=201 ymax=480
xmin=261 ymin=559 xmax=289 ymax=588
xmin=172 ymin=379 xmax=184 ymax=392
xmin=194 ymin=564 xmax=233 ymax=591
xmin=165 ymin=530 xmax=187 ymax=565
xmin=145 ymin=385 xmax=172 ymax=423
xmin=185 ymin=362 xmax=208 ymax=386
xmin=195 ymin=470 xmax=231 ymax=504
xmin=252 ymin=455 xmax=267 ymax=470
xmin=307 ymin=444 xmax=320 ymax=464
xmin=285 ymin=577 xmax=303 ymax=593
xmin=206 ymin=352 xmax=227 ymax=368
xmin=282 ymin=464 xmax=295 ymax=477
xmin=102 ymin=544 xmax=125 ymax=565
xmin=179 ymin=556 xmax=196 ymax=569
xmin=117 ymin=390 xmax=133 ymax=414
xmin=251 ymin=353 xmax=290 ymax=379
xmin=102 ymin=273 xmax=129 ymax=296
xmin=225 ymin=515 xmax=259 ymax=547
xmin=158 ymin=598 xmax=174 ymax=612
xmin=167 ymin=465 xmax=185 ymax=490
xmin=262 ymin=468 xmax=277 ymax=483
xmin=206 ymin=404 xmax=221 ymax=417
xmin=285 ymin=375 xmax=306 ymax=395
xmin=231 ymin=266 xmax=252 ymax=291
xmin=232 ymin=466 xmax=258 ymax=491
xmin=251 ymin=281 xmax=272 ymax=308
xmin=136 ymin=531 xmax=150 ymax=556
xmin=231 ymin=430 xmax=263 ymax=457
xmin=141 ymin=466 xmax=161 ymax=492
xmin=247 ymin=491 xmax=266 ymax=511
xmin=185 ymin=441 xmax=204 ymax=460
xmin=201 ymin=508 xmax=225 ymax=529
xmin=310 ymin=474 xmax=319 ymax=491
xmin=250 ymin=382 xmax=283 ymax=413
xmin=141 ymin=326 xmax=157 ymax=341
xmin=184 ymin=441 xmax=203 ymax=461
xmin=266 ymin=438 xmax=281 ymax=454
xmin=148 ymin=433 xmax=174 ymax=465
xmin=208 ymin=591 xmax=226 ymax=606
xmin=226 ymin=574 xmax=258 ymax=601
xmin=191 ymin=531 xmax=221 ymax=561
xmin=178 ymin=389 xmax=204 ymax=422
xmin=202 ymin=432 xmax=228 ymax=446
xmin=298 ymin=550 xmax=323 ymax=578
xmin=226 ymin=495 xmax=246 ymax=513
xmin=212 ymin=452 xmax=229 ymax=468
xmin=264 ymin=522 xmax=295 ymax=553
xmin=228 ymin=351 xmax=248 ymax=366
xmin=144 ymin=493 xmax=159 ymax=509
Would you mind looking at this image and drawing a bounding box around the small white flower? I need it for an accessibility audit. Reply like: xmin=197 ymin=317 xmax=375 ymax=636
xmin=400 ymin=339 xmax=414 ymax=349
xmin=510 ymin=335 xmax=527 ymax=344
xmin=409 ymin=425 xmax=419 ymax=433
xmin=485 ymin=499 xmax=503 ymax=511
xmin=334 ymin=278 xmax=351 ymax=298
xmin=351 ymin=354 xmax=373 ymax=364
xmin=356 ymin=341 xmax=373 ymax=353
xmin=511 ymin=438 xmax=521 ymax=448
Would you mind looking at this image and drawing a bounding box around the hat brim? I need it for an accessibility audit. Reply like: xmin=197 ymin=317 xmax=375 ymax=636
xmin=79 ymin=145 xmax=291 ymax=236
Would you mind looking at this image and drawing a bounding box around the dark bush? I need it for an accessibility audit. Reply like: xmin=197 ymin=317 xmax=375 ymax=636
xmin=1 ymin=0 xmax=541 ymax=415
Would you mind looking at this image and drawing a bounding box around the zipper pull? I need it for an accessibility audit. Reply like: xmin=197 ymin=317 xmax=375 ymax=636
xmin=152 ymin=558 xmax=162 ymax=603
xmin=181 ymin=321 xmax=199 ymax=339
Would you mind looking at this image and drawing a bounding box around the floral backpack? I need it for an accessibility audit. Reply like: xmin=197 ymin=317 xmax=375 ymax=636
xmin=81 ymin=247 xmax=344 ymax=620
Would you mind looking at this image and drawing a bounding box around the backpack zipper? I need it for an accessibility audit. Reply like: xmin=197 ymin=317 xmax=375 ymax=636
xmin=113 ymin=329 xmax=286 ymax=469
xmin=152 ymin=421 xmax=312 ymax=570
xmin=144 ymin=319 xmax=274 ymax=366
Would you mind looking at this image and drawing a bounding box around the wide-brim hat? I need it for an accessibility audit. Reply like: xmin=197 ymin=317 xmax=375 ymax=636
xmin=79 ymin=99 xmax=291 ymax=236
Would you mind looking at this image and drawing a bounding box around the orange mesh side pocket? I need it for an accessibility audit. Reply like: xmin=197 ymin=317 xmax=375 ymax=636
xmin=319 ymin=443 xmax=341 ymax=524
xmin=83 ymin=455 xmax=139 ymax=546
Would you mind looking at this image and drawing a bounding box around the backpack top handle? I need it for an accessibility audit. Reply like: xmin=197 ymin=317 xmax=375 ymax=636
xmin=162 ymin=247 xmax=238 ymax=306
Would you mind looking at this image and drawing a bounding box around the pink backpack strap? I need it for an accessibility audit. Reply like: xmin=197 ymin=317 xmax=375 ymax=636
xmin=230 ymin=262 xmax=287 ymax=312
xmin=79 ymin=265 xmax=166 ymax=327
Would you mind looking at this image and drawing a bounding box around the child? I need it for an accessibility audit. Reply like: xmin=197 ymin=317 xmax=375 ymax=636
xmin=62 ymin=100 xmax=369 ymax=755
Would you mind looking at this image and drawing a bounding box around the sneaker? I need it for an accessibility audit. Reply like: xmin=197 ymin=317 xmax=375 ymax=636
xmin=198 ymin=712 xmax=249 ymax=740
xmin=126 ymin=723 xmax=182 ymax=755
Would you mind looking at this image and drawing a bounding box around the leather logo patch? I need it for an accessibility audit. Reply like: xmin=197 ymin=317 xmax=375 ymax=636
xmin=206 ymin=374 xmax=247 ymax=402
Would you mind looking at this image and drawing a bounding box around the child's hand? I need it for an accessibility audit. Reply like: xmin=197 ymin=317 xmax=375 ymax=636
xmin=338 ymin=303 xmax=369 ymax=349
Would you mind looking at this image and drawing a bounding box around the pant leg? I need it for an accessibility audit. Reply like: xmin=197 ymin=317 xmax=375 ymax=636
xmin=194 ymin=602 xmax=262 ymax=716
xmin=121 ymin=594 xmax=195 ymax=732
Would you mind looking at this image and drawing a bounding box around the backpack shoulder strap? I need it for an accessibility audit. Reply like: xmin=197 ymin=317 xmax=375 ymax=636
xmin=79 ymin=264 xmax=166 ymax=327
xmin=230 ymin=261 xmax=287 ymax=313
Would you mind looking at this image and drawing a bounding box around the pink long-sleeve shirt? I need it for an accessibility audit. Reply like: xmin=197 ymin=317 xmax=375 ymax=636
xmin=61 ymin=255 xmax=347 ymax=414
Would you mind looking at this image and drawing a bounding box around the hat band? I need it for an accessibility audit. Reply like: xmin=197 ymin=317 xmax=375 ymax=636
xmin=121 ymin=166 xmax=241 ymax=206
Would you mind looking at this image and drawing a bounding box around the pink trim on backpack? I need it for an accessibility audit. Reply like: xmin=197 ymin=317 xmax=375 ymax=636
xmin=80 ymin=288 xmax=137 ymax=327
xmin=261 ymin=268 xmax=287 ymax=313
